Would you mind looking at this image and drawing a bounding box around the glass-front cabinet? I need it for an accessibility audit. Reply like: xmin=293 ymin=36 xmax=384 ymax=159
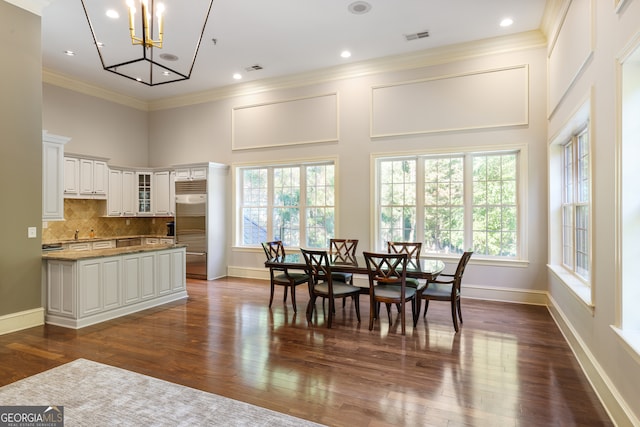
xmin=137 ymin=172 xmax=152 ymax=215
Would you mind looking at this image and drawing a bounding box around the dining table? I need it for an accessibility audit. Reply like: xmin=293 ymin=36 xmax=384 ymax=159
xmin=264 ymin=251 xmax=446 ymax=325
xmin=264 ymin=252 xmax=446 ymax=281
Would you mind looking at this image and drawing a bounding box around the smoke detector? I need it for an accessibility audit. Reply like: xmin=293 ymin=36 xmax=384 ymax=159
xmin=244 ymin=64 xmax=263 ymax=72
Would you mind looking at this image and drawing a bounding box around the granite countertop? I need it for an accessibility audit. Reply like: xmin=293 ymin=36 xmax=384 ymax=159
xmin=42 ymin=243 xmax=187 ymax=261
xmin=43 ymin=235 xmax=174 ymax=245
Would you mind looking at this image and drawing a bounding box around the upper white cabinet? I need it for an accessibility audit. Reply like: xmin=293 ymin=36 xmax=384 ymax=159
xmin=153 ymin=170 xmax=174 ymax=216
xmin=174 ymin=166 xmax=207 ymax=181
xmin=64 ymin=154 xmax=108 ymax=199
xmin=122 ymin=170 xmax=136 ymax=216
xmin=107 ymin=168 xmax=136 ymax=217
xmin=80 ymin=158 xmax=108 ymax=197
xmin=107 ymin=169 xmax=122 ymax=216
xmin=63 ymin=157 xmax=79 ymax=196
xmin=136 ymin=172 xmax=153 ymax=215
xmin=42 ymin=131 xmax=70 ymax=221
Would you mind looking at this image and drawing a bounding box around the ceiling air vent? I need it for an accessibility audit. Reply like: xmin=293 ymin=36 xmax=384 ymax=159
xmin=405 ymin=31 xmax=430 ymax=41
xmin=245 ymin=64 xmax=263 ymax=72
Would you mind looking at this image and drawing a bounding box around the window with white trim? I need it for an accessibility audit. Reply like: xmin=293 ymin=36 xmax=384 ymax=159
xmin=237 ymin=161 xmax=335 ymax=248
xmin=375 ymin=149 xmax=522 ymax=258
xmin=562 ymin=128 xmax=590 ymax=283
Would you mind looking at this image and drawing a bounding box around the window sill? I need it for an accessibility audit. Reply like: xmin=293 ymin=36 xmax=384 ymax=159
xmin=547 ymin=264 xmax=594 ymax=312
xmin=611 ymin=326 xmax=640 ymax=365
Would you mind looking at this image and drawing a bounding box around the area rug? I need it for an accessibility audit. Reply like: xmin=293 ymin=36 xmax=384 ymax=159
xmin=0 ymin=359 xmax=323 ymax=426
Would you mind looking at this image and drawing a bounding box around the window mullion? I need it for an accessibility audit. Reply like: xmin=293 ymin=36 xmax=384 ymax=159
xmin=267 ymin=167 xmax=274 ymax=241
xmin=464 ymin=154 xmax=473 ymax=251
xmin=416 ymin=158 xmax=425 ymax=246
xmin=300 ymin=165 xmax=306 ymax=247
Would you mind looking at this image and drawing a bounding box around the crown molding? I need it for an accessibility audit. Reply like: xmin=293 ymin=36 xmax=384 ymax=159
xmin=148 ymin=30 xmax=546 ymax=111
xmin=43 ymin=29 xmax=546 ymax=112
xmin=4 ymin=0 xmax=50 ymax=15
xmin=43 ymin=69 xmax=149 ymax=111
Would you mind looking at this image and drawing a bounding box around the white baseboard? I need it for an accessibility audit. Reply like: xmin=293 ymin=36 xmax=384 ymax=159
xmin=0 ymin=307 xmax=44 ymax=335
xmin=547 ymin=294 xmax=639 ymax=427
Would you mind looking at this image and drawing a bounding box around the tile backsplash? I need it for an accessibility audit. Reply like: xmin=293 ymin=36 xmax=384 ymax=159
xmin=42 ymin=199 xmax=173 ymax=243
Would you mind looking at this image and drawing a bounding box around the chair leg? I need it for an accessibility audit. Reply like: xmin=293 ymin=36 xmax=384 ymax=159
xmin=451 ymin=299 xmax=459 ymax=332
xmin=411 ymin=298 xmax=418 ymax=327
xmin=422 ymin=299 xmax=430 ymax=318
xmin=306 ymin=295 xmax=316 ymax=323
xmin=291 ymin=285 xmax=297 ymax=313
xmin=269 ymin=282 xmax=275 ymax=307
xmin=327 ymin=298 xmax=333 ymax=329
xmin=400 ymin=302 xmax=406 ymax=335
xmin=369 ymin=304 xmax=375 ymax=331
xmin=283 ymin=286 xmax=288 ymax=302
xmin=457 ymin=298 xmax=463 ymax=324
xmin=385 ymin=303 xmax=392 ymax=325
xmin=354 ymin=296 xmax=361 ymax=323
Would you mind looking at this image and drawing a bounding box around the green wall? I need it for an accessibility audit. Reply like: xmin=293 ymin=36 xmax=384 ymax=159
xmin=0 ymin=1 xmax=43 ymax=317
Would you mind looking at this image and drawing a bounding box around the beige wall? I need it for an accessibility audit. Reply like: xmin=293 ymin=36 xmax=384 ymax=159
xmin=42 ymin=84 xmax=149 ymax=168
xmin=148 ymin=42 xmax=550 ymax=298
xmin=0 ymin=2 xmax=42 ymax=318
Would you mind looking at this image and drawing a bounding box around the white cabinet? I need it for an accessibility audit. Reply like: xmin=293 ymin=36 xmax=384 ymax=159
xmin=174 ymin=166 xmax=207 ymax=181
xmin=64 ymin=155 xmax=108 ymax=199
xmin=107 ymin=168 xmax=136 ymax=217
xmin=153 ymin=170 xmax=172 ymax=215
xmin=92 ymin=240 xmax=115 ymax=249
xmin=78 ymin=257 xmax=121 ymax=317
xmin=107 ymin=169 xmax=122 ymax=216
xmin=122 ymin=170 xmax=136 ymax=216
xmin=44 ymin=247 xmax=187 ymax=329
xmin=136 ymin=172 xmax=153 ymax=215
xmin=122 ymin=252 xmax=156 ymax=305
xmin=42 ymin=132 xmax=69 ymax=221
xmin=79 ymin=159 xmax=108 ymax=197
xmin=157 ymin=249 xmax=186 ymax=295
xmin=64 ymin=157 xmax=79 ymax=196
xmin=46 ymin=261 xmax=76 ymax=318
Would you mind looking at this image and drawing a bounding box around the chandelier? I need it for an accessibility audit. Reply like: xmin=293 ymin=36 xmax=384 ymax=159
xmin=80 ymin=0 xmax=214 ymax=86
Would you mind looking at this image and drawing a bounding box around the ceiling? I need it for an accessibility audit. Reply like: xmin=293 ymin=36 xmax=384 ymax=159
xmin=41 ymin=0 xmax=548 ymax=103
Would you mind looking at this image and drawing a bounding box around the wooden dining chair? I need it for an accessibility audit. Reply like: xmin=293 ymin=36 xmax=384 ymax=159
xmin=301 ymin=248 xmax=361 ymax=328
xmin=386 ymin=241 xmax=426 ymax=292
xmin=329 ymin=239 xmax=359 ymax=285
xmin=421 ymin=251 xmax=473 ymax=332
xmin=363 ymin=251 xmax=418 ymax=335
xmin=261 ymin=241 xmax=309 ymax=313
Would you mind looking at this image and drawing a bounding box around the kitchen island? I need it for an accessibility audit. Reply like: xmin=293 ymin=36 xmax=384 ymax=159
xmin=42 ymin=244 xmax=187 ymax=329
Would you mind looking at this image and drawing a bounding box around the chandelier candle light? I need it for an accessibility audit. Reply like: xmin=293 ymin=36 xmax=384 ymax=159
xmin=80 ymin=0 xmax=214 ymax=86
xmin=127 ymin=0 xmax=164 ymax=48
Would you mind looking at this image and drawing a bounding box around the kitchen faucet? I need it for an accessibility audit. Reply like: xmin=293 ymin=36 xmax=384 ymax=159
xmin=74 ymin=229 xmax=79 ymax=240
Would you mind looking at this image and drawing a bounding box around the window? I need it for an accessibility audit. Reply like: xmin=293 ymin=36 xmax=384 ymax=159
xmin=237 ymin=161 xmax=335 ymax=248
xmin=375 ymin=148 xmax=522 ymax=259
xmin=562 ymin=128 xmax=590 ymax=283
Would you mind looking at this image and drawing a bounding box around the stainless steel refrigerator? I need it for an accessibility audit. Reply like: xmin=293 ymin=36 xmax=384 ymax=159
xmin=175 ymin=180 xmax=207 ymax=279
xmin=174 ymin=163 xmax=228 ymax=280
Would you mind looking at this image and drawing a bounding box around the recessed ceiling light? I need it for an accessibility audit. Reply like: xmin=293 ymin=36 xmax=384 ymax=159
xmin=500 ymin=18 xmax=514 ymax=27
xmin=341 ymin=50 xmax=352 ymax=59
xmin=136 ymin=77 xmax=142 ymax=82
xmin=64 ymin=50 xmax=75 ymax=56
xmin=233 ymin=73 xmax=242 ymax=80
xmin=162 ymin=71 xmax=171 ymax=76
xmin=348 ymin=1 xmax=371 ymax=14
xmin=106 ymin=9 xmax=119 ymax=19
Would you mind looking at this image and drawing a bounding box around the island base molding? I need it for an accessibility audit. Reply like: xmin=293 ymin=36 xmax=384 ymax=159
xmin=46 ymin=291 xmax=187 ymax=329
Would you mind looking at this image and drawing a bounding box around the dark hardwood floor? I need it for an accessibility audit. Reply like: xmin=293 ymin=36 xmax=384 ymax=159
xmin=0 ymin=277 xmax=612 ymax=426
